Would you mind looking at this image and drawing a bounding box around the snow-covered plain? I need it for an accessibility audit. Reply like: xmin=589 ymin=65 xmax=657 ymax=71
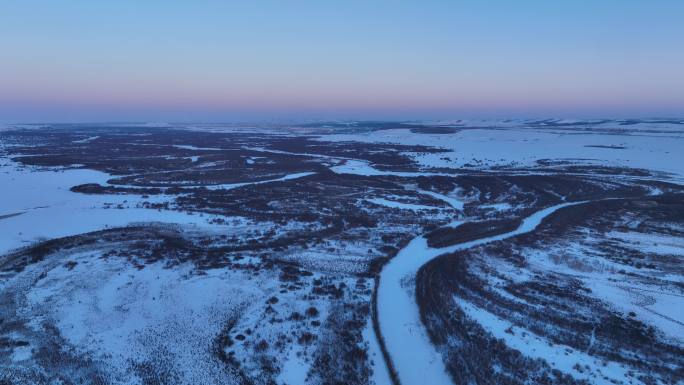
xmin=322 ymin=125 xmax=684 ymax=178
xmin=2 ymin=122 xmax=683 ymax=385
xmin=0 ymin=159 xmax=319 ymax=254
xmin=4 ymin=245 xmax=279 ymax=384
xmin=523 ymin=234 xmax=684 ymax=345
xmin=456 ymin=299 xmax=633 ymax=383
xmin=0 ymin=161 xmax=242 ymax=254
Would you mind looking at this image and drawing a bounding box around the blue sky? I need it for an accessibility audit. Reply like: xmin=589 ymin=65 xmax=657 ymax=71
xmin=1 ymin=1 xmax=683 ymax=122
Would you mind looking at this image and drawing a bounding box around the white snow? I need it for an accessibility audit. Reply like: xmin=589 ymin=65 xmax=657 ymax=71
xmin=202 ymin=172 xmax=315 ymax=191
xmin=524 ymin=240 xmax=684 ymax=344
xmin=243 ymin=146 xmax=351 ymax=160
xmin=585 ymin=278 xmax=684 ymax=344
xmin=72 ymin=136 xmax=100 ymax=144
xmin=321 ymin=127 xmax=684 ymax=178
xmin=330 ymin=159 xmax=458 ymax=178
xmin=457 ymin=299 xmax=633 ymax=384
xmin=606 ymin=230 xmax=684 ymax=256
xmin=367 ymin=198 xmax=436 ymax=211
xmin=480 ymin=203 xmax=513 ymax=211
xmin=0 ymin=161 xmax=250 ymax=254
xmin=417 ymin=189 xmax=464 ymax=211
xmin=172 ymin=144 xmax=224 ymax=151
xmin=277 ymin=347 xmax=310 ymax=385
xmin=362 ymin=318 xmax=392 ymax=385
xmin=20 ymin=251 xmax=267 ymax=383
xmin=376 ymin=201 xmax=582 ymax=385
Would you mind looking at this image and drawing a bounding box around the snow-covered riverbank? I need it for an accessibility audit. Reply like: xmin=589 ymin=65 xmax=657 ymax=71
xmin=375 ymin=201 xmax=582 ymax=385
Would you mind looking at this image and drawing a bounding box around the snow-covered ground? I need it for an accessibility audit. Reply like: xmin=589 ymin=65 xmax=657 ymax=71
xmin=2 ymin=123 xmax=683 ymax=385
xmin=4 ymin=245 xmax=277 ymax=383
xmin=525 ymin=238 xmax=684 ymax=345
xmin=0 ymin=161 xmax=244 ymax=254
xmin=377 ymin=190 xmax=581 ymax=384
xmin=366 ymin=198 xmax=437 ymax=212
xmin=202 ymin=172 xmax=316 ymax=190
xmin=330 ymin=159 xmax=458 ymax=178
xmin=322 ymin=127 xmax=684 ymax=178
xmin=362 ymin=318 xmax=392 ymax=385
xmin=417 ymin=189 xmax=465 ymax=211
xmin=456 ymin=299 xmax=633 ymax=383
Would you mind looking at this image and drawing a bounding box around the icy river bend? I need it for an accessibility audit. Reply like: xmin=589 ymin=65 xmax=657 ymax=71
xmin=374 ymin=201 xmax=583 ymax=385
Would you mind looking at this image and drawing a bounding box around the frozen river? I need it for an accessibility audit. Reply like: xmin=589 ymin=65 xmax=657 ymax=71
xmin=375 ymin=201 xmax=582 ymax=385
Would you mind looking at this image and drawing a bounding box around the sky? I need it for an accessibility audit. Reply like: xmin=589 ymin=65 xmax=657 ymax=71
xmin=1 ymin=1 xmax=683 ymax=122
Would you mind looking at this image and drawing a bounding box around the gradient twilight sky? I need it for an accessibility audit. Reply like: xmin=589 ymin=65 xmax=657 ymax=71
xmin=1 ymin=1 xmax=683 ymax=122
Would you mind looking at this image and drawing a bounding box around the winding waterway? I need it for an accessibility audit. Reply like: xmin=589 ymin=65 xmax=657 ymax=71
xmin=374 ymin=201 xmax=584 ymax=385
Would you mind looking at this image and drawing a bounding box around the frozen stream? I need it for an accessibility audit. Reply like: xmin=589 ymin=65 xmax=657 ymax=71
xmin=375 ymin=201 xmax=582 ymax=385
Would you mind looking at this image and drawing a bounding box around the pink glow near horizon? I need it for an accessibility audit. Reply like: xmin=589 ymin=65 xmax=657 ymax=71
xmin=1 ymin=1 xmax=683 ymax=121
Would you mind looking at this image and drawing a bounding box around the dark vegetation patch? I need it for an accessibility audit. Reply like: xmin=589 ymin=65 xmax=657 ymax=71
xmin=417 ymin=254 xmax=590 ymax=385
xmin=0 ymin=212 xmax=25 ymax=220
xmin=297 ymin=120 xmax=451 ymax=135
xmin=583 ymin=144 xmax=627 ymax=149
xmin=0 ymin=224 xmax=278 ymax=275
xmin=425 ymin=218 xmax=521 ymax=248
xmin=409 ymin=126 xmax=460 ymax=134
xmin=533 ymin=161 xmax=653 ymax=177
xmin=71 ymin=183 xmax=163 ymax=195
xmin=309 ymin=301 xmax=372 ymax=385
xmin=618 ymin=118 xmax=684 ymax=126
